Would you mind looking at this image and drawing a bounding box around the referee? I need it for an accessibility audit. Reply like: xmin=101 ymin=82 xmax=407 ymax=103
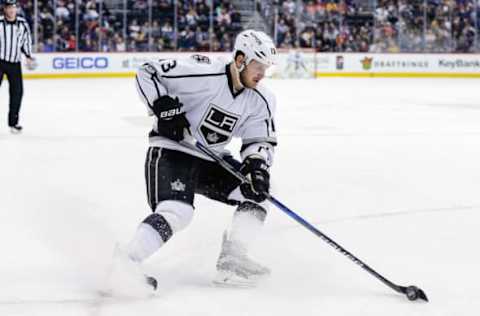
xmin=0 ymin=0 xmax=33 ymax=134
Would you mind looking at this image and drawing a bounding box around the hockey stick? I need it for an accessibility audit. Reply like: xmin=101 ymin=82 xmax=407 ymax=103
xmin=183 ymin=138 xmax=428 ymax=302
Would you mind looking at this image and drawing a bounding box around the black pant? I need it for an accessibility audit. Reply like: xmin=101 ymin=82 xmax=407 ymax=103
xmin=144 ymin=147 xmax=242 ymax=211
xmin=0 ymin=60 xmax=23 ymax=127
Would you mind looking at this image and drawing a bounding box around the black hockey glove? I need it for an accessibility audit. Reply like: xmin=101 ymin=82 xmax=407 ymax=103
xmin=240 ymin=157 xmax=270 ymax=203
xmin=152 ymin=95 xmax=190 ymax=142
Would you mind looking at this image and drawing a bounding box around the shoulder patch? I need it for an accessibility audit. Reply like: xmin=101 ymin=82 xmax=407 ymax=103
xmin=191 ymin=54 xmax=211 ymax=64
xmin=141 ymin=63 xmax=157 ymax=75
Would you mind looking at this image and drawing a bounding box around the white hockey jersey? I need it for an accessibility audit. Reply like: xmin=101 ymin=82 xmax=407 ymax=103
xmin=135 ymin=55 xmax=277 ymax=165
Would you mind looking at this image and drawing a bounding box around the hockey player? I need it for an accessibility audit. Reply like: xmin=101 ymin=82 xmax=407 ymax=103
xmin=284 ymin=50 xmax=309 ymax=78
xmin=110 ymin=30 xmax=278 ymax=294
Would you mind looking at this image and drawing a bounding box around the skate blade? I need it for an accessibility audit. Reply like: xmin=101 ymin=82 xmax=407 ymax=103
xmin=95 ymin=289 xmax=156 ymax=302
xmin=212 ymin=271 xmax=260 ymax=288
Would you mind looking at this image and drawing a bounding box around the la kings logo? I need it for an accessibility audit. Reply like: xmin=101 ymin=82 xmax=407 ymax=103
xmin=199 ymin=105 xmax=239 ymax=146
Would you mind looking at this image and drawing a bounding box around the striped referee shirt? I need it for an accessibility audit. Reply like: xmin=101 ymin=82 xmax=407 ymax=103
xmin=0 ymin=16 xmax=32 ymax=63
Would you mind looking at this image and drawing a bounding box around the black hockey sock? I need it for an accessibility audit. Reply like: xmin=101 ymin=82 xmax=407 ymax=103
xmin=143 ymin=213 xmax=174 ymax=243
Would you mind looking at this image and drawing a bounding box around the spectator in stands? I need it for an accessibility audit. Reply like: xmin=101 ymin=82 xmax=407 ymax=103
xmin=113 ymin=34 xmax=126 ymax=52
xmin=195 ymin=26 xmax=209 ymax=51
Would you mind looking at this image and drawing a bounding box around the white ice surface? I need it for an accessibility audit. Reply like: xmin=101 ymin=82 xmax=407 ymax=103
xmin=1 ymin=77 xmax=480 ymax=315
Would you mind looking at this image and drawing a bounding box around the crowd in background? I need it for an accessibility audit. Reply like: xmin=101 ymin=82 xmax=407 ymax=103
xmin=17 ymin=0 xmax=241 ymax=52
xmin=273 ymin=0 xmax=373 ymax=51
xmin=12 ymin=0 xmax=480 ymax=53
xmin=279 ymin=0 xmax=479 ymax=52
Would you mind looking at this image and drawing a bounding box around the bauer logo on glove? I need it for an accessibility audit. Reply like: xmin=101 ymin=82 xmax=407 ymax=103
xmin=158 ymin=107 xmax=182 ymax=120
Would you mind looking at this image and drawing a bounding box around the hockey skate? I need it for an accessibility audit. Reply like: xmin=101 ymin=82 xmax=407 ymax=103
xmin=9 ymin=125 xmax=22 ymax=134
xmin=102 ymin=245 xmax=157 ymax=298
xmin=213 ymin=231 xmax=270 ymax=288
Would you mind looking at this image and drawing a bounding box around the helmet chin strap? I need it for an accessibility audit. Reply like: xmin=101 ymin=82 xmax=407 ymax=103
xmin=237 ymin=60 xmax=247 ymax=72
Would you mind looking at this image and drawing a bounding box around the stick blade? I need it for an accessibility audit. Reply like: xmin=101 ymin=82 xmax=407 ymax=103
xmin=403 ymin=285 xmax=429 ymax=302
xmin=416 ymin=288 xmax=429 ymax=302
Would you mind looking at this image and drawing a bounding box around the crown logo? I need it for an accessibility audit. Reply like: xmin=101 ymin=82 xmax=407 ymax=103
xmin=171 ymin=179 xmax=186 ymax=192
xmin=207 ymin=132 xmax=220 ymax=143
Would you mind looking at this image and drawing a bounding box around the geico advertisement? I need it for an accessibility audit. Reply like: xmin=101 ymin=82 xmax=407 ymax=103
xmin=23 ymin=53 xmax=232 ymax=74
xmin=23 ymin=54 xmax=112 ymax=73
xmin=52 ymin=56 xmax=109 ymax=70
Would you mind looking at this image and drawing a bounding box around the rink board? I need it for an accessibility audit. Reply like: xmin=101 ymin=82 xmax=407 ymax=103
xmin=20 ymin=52 xmax=480 ymax=79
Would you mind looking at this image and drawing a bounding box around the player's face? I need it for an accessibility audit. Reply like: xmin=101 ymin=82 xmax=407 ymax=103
xmin=4 ymin=5 xmax=17 ymax=20
xmin=241 ymin=60 xmax=268 ymax=88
